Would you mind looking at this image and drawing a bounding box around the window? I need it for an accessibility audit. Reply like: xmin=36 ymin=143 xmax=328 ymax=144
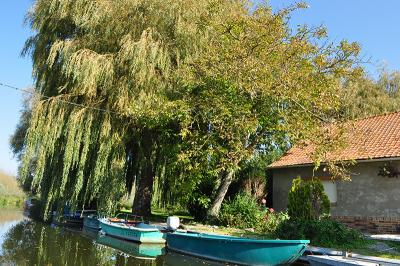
xmin=301 ymin=176 xmax=338 ymax=204
xmin=321 ymin=180 xmax=337 ymax=203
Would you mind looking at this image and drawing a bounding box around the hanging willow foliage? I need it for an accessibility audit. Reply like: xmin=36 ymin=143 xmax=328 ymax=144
xmin=20 ymin=0 xmax=220 ymax=219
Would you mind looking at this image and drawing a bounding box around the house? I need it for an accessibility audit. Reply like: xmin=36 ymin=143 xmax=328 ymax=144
xmin=268 ymin=112 xmax=400 ymax=233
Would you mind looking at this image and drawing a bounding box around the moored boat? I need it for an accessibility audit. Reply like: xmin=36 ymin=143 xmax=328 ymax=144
xmin=83 ymin=215 xmax=101 ymax=230
xmin=53 ymin=209 xmax=98 ymax=228
xmin=99 ymin=214 xmax=166 ymax=244
xmin=307 ymin=255 xmax=380 ymax=266
xmin=166 ymin=231 xmax=309 ymax=266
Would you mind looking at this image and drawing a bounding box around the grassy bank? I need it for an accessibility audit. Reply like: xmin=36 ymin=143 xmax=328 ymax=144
xmin=146 ymin=208 xmax=400 ymax=260
xmin=0 ymin=171 xmax=25 ymax=208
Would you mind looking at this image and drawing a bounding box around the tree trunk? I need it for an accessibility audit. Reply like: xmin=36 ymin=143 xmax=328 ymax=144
xmin=207 ymin=169 xmax=235 ymax=219
xmin=132 ymin=133 xmax=154 ymax=217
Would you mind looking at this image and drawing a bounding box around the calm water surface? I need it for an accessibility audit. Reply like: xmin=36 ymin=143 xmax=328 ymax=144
xmin=0 ymin=209 xmax=222 ymax=266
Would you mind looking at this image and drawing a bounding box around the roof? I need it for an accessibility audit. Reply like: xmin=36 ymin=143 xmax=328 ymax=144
xmin=269 ymin=112 xmax=400 ymax=169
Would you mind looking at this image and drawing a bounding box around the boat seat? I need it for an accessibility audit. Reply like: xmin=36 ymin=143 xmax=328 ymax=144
xmin=109 ymin=218 xmax=124 ymax=223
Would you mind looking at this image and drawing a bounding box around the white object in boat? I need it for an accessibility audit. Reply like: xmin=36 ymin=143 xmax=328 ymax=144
xmin=167 ymin=216 xmax=180 ymax=231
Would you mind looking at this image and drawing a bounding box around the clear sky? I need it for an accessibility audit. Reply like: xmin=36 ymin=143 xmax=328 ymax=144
xmin=0 ymin=0 xmax=33 ymax=175
xmin=0 ymin=0 xmax=399 ymax=175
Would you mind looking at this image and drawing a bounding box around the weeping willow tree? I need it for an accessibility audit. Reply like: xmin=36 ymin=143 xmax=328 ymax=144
xmin=20 ymin=0 xmax=221 ymax=218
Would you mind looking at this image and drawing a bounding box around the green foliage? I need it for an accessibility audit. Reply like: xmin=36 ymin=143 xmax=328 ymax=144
xmin=288 ymin=177 xmax=330 ymax=220
xmin=219 ymin=193 xmax=263 ymax=228
xmin=229 ymin=153 xmax=278 ymax=197
xmin=341 ymin=69 xmax=400 ymax=119
xmin=187 ymin=176 xmax=216 ymax=221
xmin=256 ymin=210 xmax=289 ymax=235
xmin=219 ymin=192 xmax=289 ymax=234
xmin=16 ymin=0 xmax=362 ymax=219
xmin=0 ymin=195 xmax=25 ymax=209
xmin=179 ymin=1 xmax=361 ymax=216
xmin=0 ymin=171 xmax=25 ymax=208
xmin=18 ymin=0 xmax=216 ymax=218
xmin=274 ymin=219 xmax=367 ymax=249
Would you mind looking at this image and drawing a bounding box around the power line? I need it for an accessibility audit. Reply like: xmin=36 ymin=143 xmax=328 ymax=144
xmin=0 ymin=81 xmax=120 ymax=116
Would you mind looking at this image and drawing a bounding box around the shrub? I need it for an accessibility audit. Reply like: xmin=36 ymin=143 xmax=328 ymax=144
xmin=274 ymin=218 xmax=367 ymax=249
xmin=256 ymin=209 xmax=289 ymax=234
xmin=219 ymin=192 xmax=263 ymax=228
xmin=187 ymin=183 xmax=214 ymax=221
xmin=187 ymin=195 xmax=211 ymax=221
xmin=288 ymin=177 xmax=330 ymax=220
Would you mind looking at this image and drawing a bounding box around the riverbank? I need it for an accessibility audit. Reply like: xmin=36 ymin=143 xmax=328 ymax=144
xmin=23 ymin=205 xmax=400 ymax=262
xmin=0 ymin=195 xmax=25 ymax=209
xmin=0 ymin=171 xmax=25 ymax=208
xmin=147 ymin=209 xmax=400 ymax=261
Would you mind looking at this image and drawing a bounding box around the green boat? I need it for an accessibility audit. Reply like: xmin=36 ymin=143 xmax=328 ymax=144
xmin=99 ymin=215 xmax=166 ymax=244
xmin=166 ymin=231 xmax=309 ymax=266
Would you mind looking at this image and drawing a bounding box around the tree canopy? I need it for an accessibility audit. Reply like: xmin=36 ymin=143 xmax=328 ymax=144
xmin=341 ymin=69 xmax=400 ymax=119
xmin=15 ymin=0 xmax=362 ymax=219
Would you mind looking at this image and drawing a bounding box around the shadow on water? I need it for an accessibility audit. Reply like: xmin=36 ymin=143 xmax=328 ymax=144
xmin=0 ymin=213 xmax=222 ymax=266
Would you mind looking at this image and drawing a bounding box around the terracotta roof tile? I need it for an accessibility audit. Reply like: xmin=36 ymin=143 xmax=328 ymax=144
xmin=269 ymin=112 xmax=400 ymax=168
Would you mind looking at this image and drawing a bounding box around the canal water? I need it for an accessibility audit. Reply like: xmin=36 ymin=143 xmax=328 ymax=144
xmin=0 ymin=209 xmax=222 ymax=266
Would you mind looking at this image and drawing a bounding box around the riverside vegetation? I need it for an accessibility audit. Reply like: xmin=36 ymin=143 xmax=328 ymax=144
xmin=12 ymin=0 xmax=363 ymax=221
xmin=211 ymin=179 xmax=400 ymax=259
xmin=0 ymin=171 xmax=25 ymax=208
xmin=8 ymin=0 xmax=400 ymax=260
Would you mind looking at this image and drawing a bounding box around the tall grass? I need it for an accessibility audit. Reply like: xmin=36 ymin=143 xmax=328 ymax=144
xmin=0 ymin=170 xmax=25 ymax=208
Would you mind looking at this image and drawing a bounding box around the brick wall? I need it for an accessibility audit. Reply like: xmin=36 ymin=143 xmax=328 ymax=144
xmin=333 ymin=216 xmax=400 ymax=233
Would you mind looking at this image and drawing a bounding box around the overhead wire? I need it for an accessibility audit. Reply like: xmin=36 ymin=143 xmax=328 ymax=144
xmin=0 ymin=81 xmax=121 ymax=116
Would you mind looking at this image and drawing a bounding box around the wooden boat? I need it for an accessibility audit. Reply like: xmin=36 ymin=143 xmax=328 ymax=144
xmin=83 ymin=215 xmax=101 ymax=230
xmin=99 ymin=214 xmax=166 ymax=244
xmin=166 ymin=231 xmax=309 ymax=266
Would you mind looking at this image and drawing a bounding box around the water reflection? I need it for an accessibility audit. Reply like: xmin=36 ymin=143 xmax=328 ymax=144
xmin=0 ymin=213 xmax=221 ymax=266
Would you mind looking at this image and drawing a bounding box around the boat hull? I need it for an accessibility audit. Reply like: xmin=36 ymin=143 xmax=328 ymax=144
xmin=83 ymin=217 xmax=101 ymax=230
xmin=167 ymin=232 xmax=309 ymax=266
xmin=99 ymin=219 xmax=166 ymax=244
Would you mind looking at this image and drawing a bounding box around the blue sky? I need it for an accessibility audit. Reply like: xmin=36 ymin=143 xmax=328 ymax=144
xmin=0 ymin=0 xmax=399 ymax=175
xmin=0 ymin=0 xmax=33 ymax=175
xmin=269 ymin=0 xmax=400 ymax=74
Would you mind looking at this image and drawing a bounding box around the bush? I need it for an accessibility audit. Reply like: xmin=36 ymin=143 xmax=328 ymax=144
xmin=186 ymin=173 xmax=218 ymax=221
xmin=219 ymin=192 xmax=263 ymax=228
xmin=187 ymin=195 xmax=210 ymax=221
xmin=288 ymin=177 xmax=330 ymax=220
xmin=274 ymin=218 xmax=367 ymax=249
xmin=256 ymin=210 xmax=289 ymax=234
